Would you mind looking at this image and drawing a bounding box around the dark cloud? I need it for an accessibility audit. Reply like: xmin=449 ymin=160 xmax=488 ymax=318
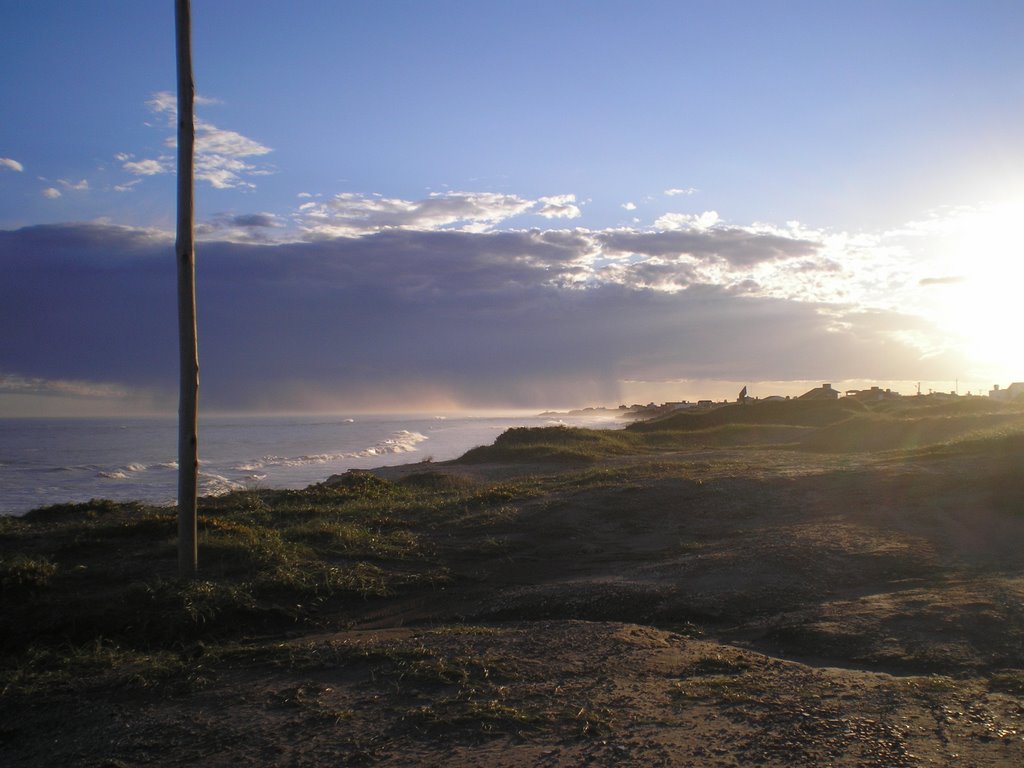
xmin=598 ymin=228 xmax=821 ymax=267
xmin=197 ymin=212 xmax=286 ymax=243
xmin=0 ymin=223 xmax=961 ymax=411
xmin=623 ymin=260 xmax=699 ymax=290
xmin=225 ymin=213 xmax=282 ymax=229
xmin=0 ymin=224 xmax=176 ymax=389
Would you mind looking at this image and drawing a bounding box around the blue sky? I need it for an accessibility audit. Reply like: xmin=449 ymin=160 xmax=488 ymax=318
xmin=2 ymin=1 xmax=1023 ymax=415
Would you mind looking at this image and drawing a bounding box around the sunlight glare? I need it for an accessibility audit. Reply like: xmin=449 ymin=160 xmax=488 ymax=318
xmin=920 ymin=199 xmax=1023 ymax=382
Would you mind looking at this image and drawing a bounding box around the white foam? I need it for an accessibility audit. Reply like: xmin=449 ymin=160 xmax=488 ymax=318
xmin=200 ymin=472 xmax=246 ymax=497
xmin=97 ymin=460 xmax=163 ymax=479
xmin=382 ymin=430 xmax=428 ymax=452
xmin=233 ymin=430 xmax=429 ymax=470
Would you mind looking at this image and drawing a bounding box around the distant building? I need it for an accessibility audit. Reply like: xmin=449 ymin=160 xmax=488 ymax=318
xmin=990 ymin=383 xmax=1024 ymax=401
xmin=798 ymin=383 xmax=839 ymax=401
xmin=845 ymin=386 xmax=901 ymax=402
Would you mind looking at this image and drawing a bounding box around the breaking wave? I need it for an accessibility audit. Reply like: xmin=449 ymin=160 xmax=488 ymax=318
xmin=232 ymin=430 xmax=428 ymax=471
xmin=199 ymin=472 xmax=247 ymax=497
xmin=97 ymin=460 xmax=175 ymax=480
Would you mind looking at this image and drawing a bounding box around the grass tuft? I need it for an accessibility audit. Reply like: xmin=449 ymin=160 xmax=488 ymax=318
xmin=0 ymin=554 xmax=58 ymax=594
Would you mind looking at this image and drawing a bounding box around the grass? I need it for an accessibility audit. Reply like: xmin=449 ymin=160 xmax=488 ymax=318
xmin=988 ymin=669 xmax=1024 ymax=695
xmin=800 ymin=410 xmax=1024 ymax=453
xmin=672 ymin=674 xmax=763 ymax=705
xmin=213 ymin=632 xmax=544 ymax=736
xmin=449 ymin=398 xmax=1024 ymax=464
xmin=0 ymin=553 xmax=58 ymax=594
xmin=629 ymin=398 xmax=869 ymax=432
xmin=6 ymin=402 xmax=1024 ymax=702
xmin=8 ymin=405 xmax=1024 ymax=766
xmin=0 ymin=469 xmax=539 ymax=667
xmin=919 ymin=430 xmax=1024 ymax=462
xmin=0 ymin=640 xmax=202 ymax=698
xmin=275 ymin=682 xmax=356 ymax=723
xmin=457 ymin=425 xmax=642 ymax=464
xmin=0 ymin=459 xmax=562 ymax=711
xmin=900 ymin=674 xmax=961 ymax=693
xmin=7 ymin=402 xmax=1022 ymax=672
xmin=452 ymin=421 xmax=808 ymax=465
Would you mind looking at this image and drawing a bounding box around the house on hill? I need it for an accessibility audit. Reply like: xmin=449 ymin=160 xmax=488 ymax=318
xmin=845 ymin=386 xmax=900 ymax=402
xmin=798 ymin=383 xmax=839 ymax=400
xmin=990 ymin=383 xmax=1024 ymax=401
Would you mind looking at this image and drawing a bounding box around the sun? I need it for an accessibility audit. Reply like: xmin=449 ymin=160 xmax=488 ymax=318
xmin=918 ymin=199 xmax=1023 ymax=383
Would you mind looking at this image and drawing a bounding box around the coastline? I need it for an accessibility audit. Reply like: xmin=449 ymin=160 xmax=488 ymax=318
xmin=4 ymin=399 xmax=1024 ymax=766
xmin=0 ymin=412 xmax=626 ymax=516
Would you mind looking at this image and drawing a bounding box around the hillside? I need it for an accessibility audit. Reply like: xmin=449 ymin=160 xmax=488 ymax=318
xmin=3 ymin=401 xmax=1024 ymax=766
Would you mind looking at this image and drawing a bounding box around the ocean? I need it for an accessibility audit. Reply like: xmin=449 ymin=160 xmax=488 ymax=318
xmin=0 ymin=412 xmax=624 ymax=516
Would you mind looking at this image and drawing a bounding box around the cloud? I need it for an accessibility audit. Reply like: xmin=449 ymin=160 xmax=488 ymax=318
xmin=146 ymin=91 xmax=177 ymax=113
xmin=145 ymin=90 xmax=224 ymax=115
xmin=919 ymin=275 xmax=966 ymax=286
xmin=599 ymin=227 xmax=819 ymax=268
xmin=41 ymin=187 xmax=61 ymax=199
xmin=0 ymin=157 xmax=24 ymax=172
xmin=622 ymin=202 xmax=637 ymax=211
xmin=114 ymin=179 xmax=143 ymax=193
xmin=227 ymin=212 xmax=282 ymax=228
xmin=0 ymin=372 xmax=131 ymax=399
xmin=536 ymin=194 xmax=582 ymax=219
xmin=664 ymin=187 xmax=697 ymax=196
xmin=0 ymin=222 xmax=963 ymax=413
xmin=57 ymin=178 xmax=89 ymax=191
xmin=655 ymin=210 xmax=720 ymax=231
xmin=123 ymin=158 xmax=171 ymax=176
xmin=197 ymin=211 xmax=286 ymax=242
xmin=294 ymin=191 xmax=593 ymax=237
xmin=122 ymin=92 xmax=274 ymax=190
xmin=294 ymin=191 xmax=538 ymax=236
xmin=189 ymin=120 xmax=274 ymax=189
xmin=193 ymin=121 xmax=271 ymax=159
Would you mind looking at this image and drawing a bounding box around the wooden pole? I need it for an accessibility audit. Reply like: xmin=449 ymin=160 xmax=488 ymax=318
xmin=175 ymin=0 xmax=199 ymax=578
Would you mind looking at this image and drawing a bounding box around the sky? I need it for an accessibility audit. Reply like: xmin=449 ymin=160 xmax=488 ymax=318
xmin=1 ymin=1 xmax=1023 ymax=416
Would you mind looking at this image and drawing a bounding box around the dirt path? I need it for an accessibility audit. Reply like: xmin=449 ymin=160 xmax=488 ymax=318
xmin=9 ymin=621 xmax=1023 ymax=767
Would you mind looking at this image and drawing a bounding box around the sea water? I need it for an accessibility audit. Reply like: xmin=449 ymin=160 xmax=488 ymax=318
xmin=0 ymin=412 xmax=624 ymax=515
